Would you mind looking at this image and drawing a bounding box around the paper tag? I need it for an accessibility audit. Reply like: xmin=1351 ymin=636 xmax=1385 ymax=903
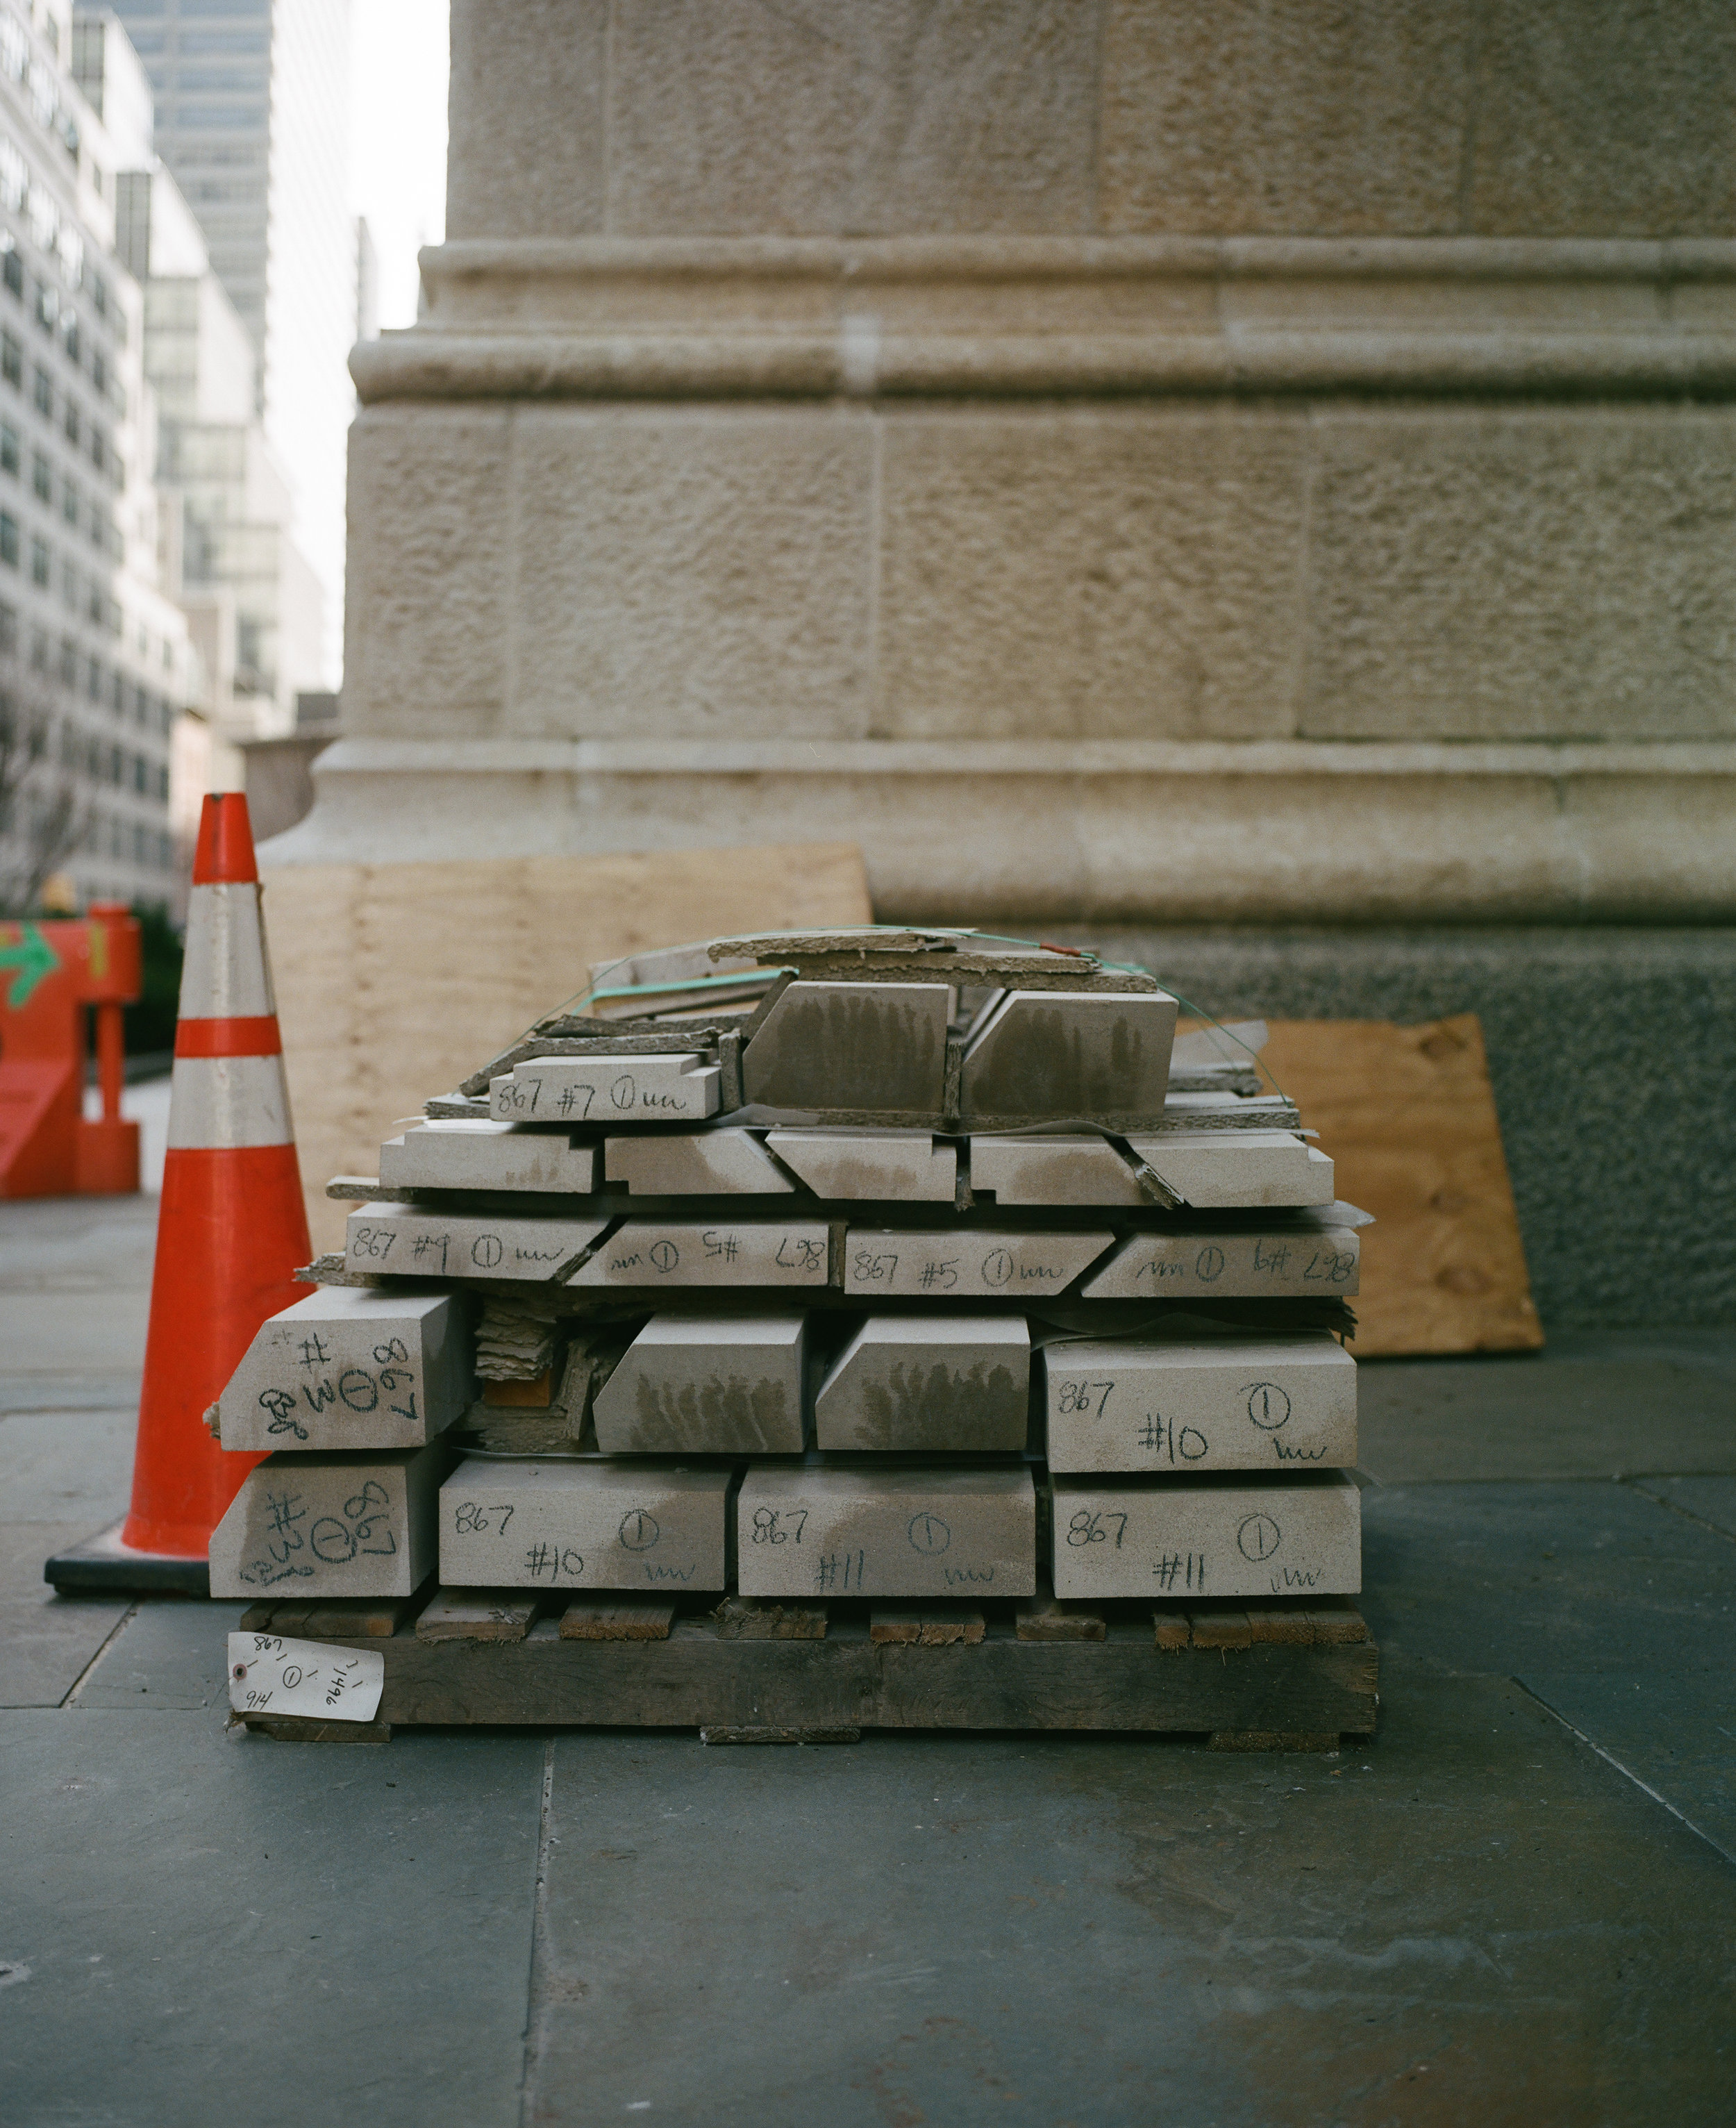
xmin=228 ymin=1633 xmax=385 ymax=1722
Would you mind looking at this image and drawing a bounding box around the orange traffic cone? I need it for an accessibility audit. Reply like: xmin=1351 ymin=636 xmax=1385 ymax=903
xmin=47 ymin=794 xmax=312 ymax=1592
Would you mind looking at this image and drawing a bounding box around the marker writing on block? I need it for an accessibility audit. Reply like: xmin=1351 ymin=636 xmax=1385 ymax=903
xmin=227 ymin=1633 xmax=385 ymax=1722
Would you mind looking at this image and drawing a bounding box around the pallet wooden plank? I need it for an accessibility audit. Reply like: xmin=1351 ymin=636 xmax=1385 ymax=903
xmin=560 ymin=1597 xmax=677 ymax=1642
xmin=1244 ymin=1604 xmax=1316 ymax=1645
xmin=1305 ymin=1599 xmax=1371 ymax=1645
xmin=255 ymin=1590 xmax=428 ymax=1640
xmin=415 ymin=1590 xmax=549 ymax=1643
xmin=699 ymin=1725 xmax=860 ymax=1745
xmin=1187 ymin=1606 xmax=1255 ymax=1649
xmin=1153 ymin=1609 xmax=1193 ymax=1651
xmin=1015 ymin=1595 xmax=1108 ymax=1643
xmin=1209 ymin=1731 xmax=1343 ymax=1753
xmin=713 ymin=1596 xmax=828 ymax=1641
xmin=869 ymin=1606 xmax=987 ymax=1647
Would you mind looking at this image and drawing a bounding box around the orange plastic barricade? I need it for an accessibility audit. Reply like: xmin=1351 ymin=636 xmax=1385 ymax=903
xmin=0 ymin=903 xmax=141 ymax=1196
xmin=45 ymin=795 xmax=312 ymax=1593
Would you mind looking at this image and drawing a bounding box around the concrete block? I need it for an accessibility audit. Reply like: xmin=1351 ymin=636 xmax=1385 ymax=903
xmin=569 ymin=1220 xmax=832 ymax=1290
xmin=492 ymin=1053 xmax=720 ymax=1124
xmin=591 ymin=1313 xmax=807 ymax=1453
xmin=961 ymin=990 xmax=1178 ymax=1123
xmin=1051 ymin=1472 xmax=1361 ymax=1602
xmin=214 ymin=1289 xmax=472 ymax=1454
xmin=969 ymin=1133 xmax=1146 ymax=1206
xmin=605 ymin=1128 xmax=792 ymax=1195
xmin=446 ymin=0 xmax=608 ymax=238
xmin=1099 ymin=0 xmax=1471 ymax=236
xmin=767 ymin=1129 xmax=955 ymax=1202
xmin=380 ymin=1122 xmax=600 ymax=1195
xmin=209 ymin=1444 xmax=446 ymax=1599
xmin=737 ymin=1465 xmax=1037 ymax=1599
xmin=815 ymin=1315 xmax=1030 ymax=1452
xmin=345 ymin=1203 xmax=609 ymax=1281
xmin=1125 ymin=1131 xmax=1335 ymax=1208
xmin=843 ymin=1227 xmax=1113 ymax=1299
xmin=742 ymin=982 xmax=950 ymax=1115
xmin=1080 ymin=1224 xmax=1361 ymax=1302
xmin=437 ymin=1457 xmax=733 ymax=1592
xmin=878 ymin=410 xmax=1309 ymax=743
xmin=1040 ymin=1331 xmax=1357 ymax=1474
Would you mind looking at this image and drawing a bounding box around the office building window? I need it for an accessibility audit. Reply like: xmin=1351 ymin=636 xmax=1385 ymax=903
xmin=1 ymin=248 xmax=19 ymax=299
xmin=108 ymin=745 xmax=121 ymax=785
xmin=61 ymin=315 xmax=78 ymax=366
xmin=31 ymin=452 xmax=48 ymax=501
xmin=0 ymin=511 xmax=17 ymax=566
xmin=33 ymin=281 xmax=55 ymax=333
xmin=33 ymin=367 xmax=51 ymax=415
xmin=156 ymin=765 xmax=168 ymax=802
xmin=0 ymin=331 xmax=18 ymax=387
xmin=58 ymin=636 xmax=74 ymax=685
xmin=31 ymin=536 xmax=49 ymax=585
xmin=63 ymin=399 xmax=78 ymax=447
xmin=131 ymin=753 xmax=146 ymax=795
xmin=62 ymin=475 xmax=77 ymax=525
xmin=87 ymin=655 xmax=100 ymax=699
xmin=90 ymin=349 xmax=104 ymax=395
xmin=0 ymin=600 xmax=14 ymax=654
xmin=0 ymin=422 xmax=15 ymax=476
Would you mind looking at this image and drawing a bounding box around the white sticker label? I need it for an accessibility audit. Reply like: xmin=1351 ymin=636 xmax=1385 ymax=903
xmin=227 ymin=1633 xmax=385 ymax=1722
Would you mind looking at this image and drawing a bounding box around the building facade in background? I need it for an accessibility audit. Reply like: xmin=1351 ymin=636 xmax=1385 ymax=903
xmin=104 ymin=0 xmax=349 ymax=680
xmin=0 ymin=0 xmax=188 ymax=914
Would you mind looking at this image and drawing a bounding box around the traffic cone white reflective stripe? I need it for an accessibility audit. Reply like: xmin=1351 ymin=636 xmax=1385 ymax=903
xmin=165 ymin=1056 xmax=294 ymax=1149
xmin=178 ymin=879 xmax=277 ymax=1024
xmin=169 ymin=868 xmax=294 ymax=1149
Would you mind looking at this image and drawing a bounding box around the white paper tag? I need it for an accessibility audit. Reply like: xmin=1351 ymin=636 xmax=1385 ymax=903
xmin=228 ymin=1633 xmax=385 ymax=1722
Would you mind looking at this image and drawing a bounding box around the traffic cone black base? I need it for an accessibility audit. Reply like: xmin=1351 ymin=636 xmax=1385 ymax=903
xmin=43 ymin=1518 xmax=210 ymax=1596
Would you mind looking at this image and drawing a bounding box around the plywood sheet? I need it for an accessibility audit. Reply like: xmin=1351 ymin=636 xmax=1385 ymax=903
xmin=1253 ymin=1015 xmax=1542 ymax=1358
xmin=263 ymin=842 xmax=870 ymax=1253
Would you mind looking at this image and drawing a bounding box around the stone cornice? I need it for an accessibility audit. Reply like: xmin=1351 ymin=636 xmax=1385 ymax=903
xmin=352 ymin=235 xmax=1736 ymax=403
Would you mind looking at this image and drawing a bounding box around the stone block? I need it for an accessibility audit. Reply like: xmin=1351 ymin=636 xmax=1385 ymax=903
xmin=344 ymin=407 xmax=512 ymax=739
xmin=843 ymin=1227 xmax=1113 ymax=1299
xmin=1467 ymin=0 xmax=1736 ymax=237
xmin=1040 ymin=1331 xmax=1357 ymax=1474
xmin=437 ymin=1457 xmax=734 ymax=1592
xmin=969 ymin=1133 xmax=1146 ymax=1206
xmin=742 ymin=982 xmax=950 ymax=1115
xmin=1126 ymin=1131 xmax=1335 ymax=1208
xmin=345 ymin=1203 xmax=610 ymax=1281
xmin=737 ymin=1465 xmax=1037 ymax=1599
xmin=446 ymin=0 xmax=608 ymax=238
xmin=961 ymin=990 xmax=1178 ymax=1123
xmin=606 ymin=0 xmax=1098 ymax=235
xmin=1099 ymin=0 xmax=1471 ymax=235
xmin=815 ymin=1315 xmax=1030 ymax=1452
xmin=379 ymin=1122 xmax=600 ymax=1195
xmin=878 ymin=410 xmax=1310 ymax=742
xmin=209 ymin=1444 xmax=447 ymax=1599
xmin=591 ymin=1314 xmax=807 ymax=1453
xmin=492 ymin=1052 xmax=721 ymax=1124
xmin=213 ymin=1289 xmax=473 ymax=1454
xmin=605 ymin=1129 xmax=793 ymax=1196
xmin=1303 ymin=411 xmax=1736 ymax=744
xmin=767 ymin=1129 xmax=955 ymax=1202
xmin=1050 ymin=1472 xmax=1361 ymax=1602
xmin=569 ymin=1220 xmax=832 ymax=1290
xmin=511 ymin=410 xmax=875 ymax=741
xmin=1080 ymin=1224 xmax=1361 ymax=1302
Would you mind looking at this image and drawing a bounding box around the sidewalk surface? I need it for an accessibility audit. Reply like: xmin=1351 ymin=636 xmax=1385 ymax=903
xmin=2 ymin=1190 xmax=1733 ymax=2127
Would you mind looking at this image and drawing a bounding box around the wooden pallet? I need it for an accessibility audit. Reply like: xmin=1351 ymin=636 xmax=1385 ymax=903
xmin=235 ymin=1583 xmax=1378 ymax=1751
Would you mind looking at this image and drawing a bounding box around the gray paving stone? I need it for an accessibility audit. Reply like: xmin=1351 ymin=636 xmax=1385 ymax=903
xmin=815 ymin=1315 xmax=1030 ymax=1453
xmin=0 ymin=1408 xmax=134 ymax=1524
xmin=69 ymin=1596 xmax=249 ymax=1709
xmin=742 ymin=981 xmax=950 ymax=1114
xmin=592 ymin=1314 xmax=807 ymax=1454
xmin=737 ymin=1465 xmax=1035 ymax=1599
xmin=0 ymin=1523 xmax=130 ymax=1709
xmin=208 ymin=1445 xmax=446 ymax=1602
xmin=1051 ymin=1471 xmax=1362 ymax=1601
xmin=380 ymin=1120 xmax=600 ymax=1193
xmin=961 ymin=988 xmax=1178 ymax=1123
xmin=440 ymin=1458 xmax=734 ymax=1592
xmin=1630 ymin=1474 xmax=1736 ymax=1539
xmin=214 ymin=1288 xmax=474 ymax=1453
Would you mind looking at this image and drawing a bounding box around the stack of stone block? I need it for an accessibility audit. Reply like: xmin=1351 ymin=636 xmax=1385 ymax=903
xmin=206 ymin=929 xmax=1364 ymax=1633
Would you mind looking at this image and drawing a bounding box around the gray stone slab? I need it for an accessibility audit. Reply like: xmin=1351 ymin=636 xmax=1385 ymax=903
xmin=842 ymin=1226 xmax=1113 ymax=1299
xmin=0 ymin=1408 xmax=134 ymax=1524
xmin=0 ymin=1289 xmax=151 ymax=1383
xmin=969 ymin=1131 xmax=1146 ymax=1206
xmin=960 ymin=988 xmax=1178 ymax=1123
xmin=737 ymin=1465 xmax=1035 ymax=1600
xmin=1083 ymin=1223 xmax=1361 ymax=1300
xmin=592 ymin=1314 xmax=807 ymax=1454
xmin=524 ymin=1668 xmax=1736 ymax=2125
xmin=493 ymin=1050 xmax=721 ymax=1123
xmin=1630 ymin=1474 xmax=1736 ymax=1538
xmin=0 ymin=1523 xmax=131 ymax=1708
xmin=1125 ymin=1130 xmax=1335 ymax=1208
xmin=440 ymin=1458 xmax=734 ymax=1593
xmin=1041 ymin=1330 xmax=1357 ymax=1474
xmin=1359 ymin=1481 xmax=1736 ymax=1674
xmin=208 ymin=1445 xmax=446 ymax=1602
xmin=1051 ymin=1471 xmax=1361 ymax=1601
xmin=0 ymin=1373 xmax=140 ymax=1415
xmin=741 ymin=981 xmax=950 ymax=1114
xmin=0 ymin=1708 xmax=539 ymax=2127
xmin=213 ymin=1288 xmax=474 ymax=1453
xmin=345 ymin=1202 xmax=610 ymax=1280
xmin=815 ymin=1315 xmax=1030 ymax=1453
xmin=1521 ymin=1668 xmax=1736 ymax=1869
xmin=570 ymin=1219 xmax=831 ymax=1289
xmin=0 ymin=1192 xmax=158 ymax=1295
xmin=69 ymin=1595 xmax=249 ymax=1709
xmin=605 ymin=1127 xmax=793 ymax=1195
xmin=1356 ymin=1332 xmax=1736 ymax=1484
xmin=767 ymin=1129 xmax=955 ymax=1202
xmin=379 ymin=1119 xmax=600 ymax=1193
